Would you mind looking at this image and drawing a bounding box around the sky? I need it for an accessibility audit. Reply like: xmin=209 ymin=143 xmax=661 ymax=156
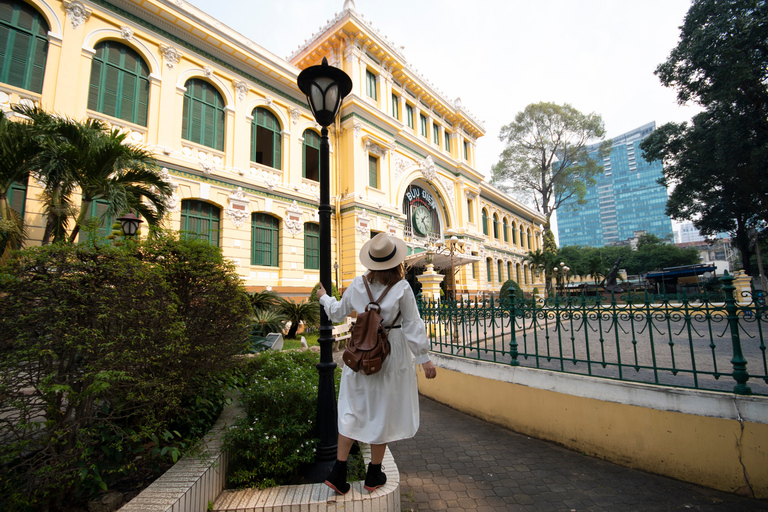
xmin=187 ymin=0 xmax=701 ymax=177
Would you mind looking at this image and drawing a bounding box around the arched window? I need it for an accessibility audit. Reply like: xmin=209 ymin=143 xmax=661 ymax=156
xmin=512 ymin=222 xmax=518 ymax=246
xmin=502 ymin=218 xmax=509 ymax=243
xmin=481 ymin=209 xmax=489 ymax=236
xmin=304 ymin=222 xmax=319 ymax=270
xmin=251 ymin=213 xmax=279 ymax=266
xmin=78 ymin=198 xmax=114 ymax=242
xmin=88 ymin=41 xmax=150 ymax=126
xmin=516 ymin=262 xmax=521 ymax=284
xmin=182 ymin=79 xmax=225 ymax=150
xmin=251 ymin=107 xmax=281 ymax=169
xmin=302 ymin=129 xmax=320 ymax=181
xmin=0 ymin=0 xmax=48 ymax=93
xmin=493 ymin=213 xmax=499 ymax=239
xmin=527 ymin=229 xmax=532 ymax=250
xmin=507 ymin=261 xmax=512 ymax=281
xmin=181 ymin=199 xmax=220 ymax=246
xmin=524 ymin=264 xmax=529 ymax=285
xmin=486 ymin=257 xmax=492 ymax=283
xmin=497 ymin=260 xmax=503 ymax=283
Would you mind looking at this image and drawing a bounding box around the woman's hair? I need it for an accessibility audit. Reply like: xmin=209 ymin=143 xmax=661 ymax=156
xmin=366 ymin=263 xmax=404 ymax=286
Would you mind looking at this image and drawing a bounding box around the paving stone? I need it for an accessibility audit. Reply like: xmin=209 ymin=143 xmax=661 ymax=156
xmin=389 ymin=395 xmax=768 ymax=512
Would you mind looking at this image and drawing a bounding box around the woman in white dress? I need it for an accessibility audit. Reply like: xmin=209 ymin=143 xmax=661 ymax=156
xmin=317 ymin=233 xmax=437 ymax=494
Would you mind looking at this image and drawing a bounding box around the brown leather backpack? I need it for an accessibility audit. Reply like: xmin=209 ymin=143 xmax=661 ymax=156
xmin=342 ymin=278 xmax=401 ymax=375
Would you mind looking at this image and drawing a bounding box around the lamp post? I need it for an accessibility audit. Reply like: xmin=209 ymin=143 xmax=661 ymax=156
xmin=297 ymin=57 xmax=352 ymax=478
xmin=117 ymin=212 xmax=143 ymax=237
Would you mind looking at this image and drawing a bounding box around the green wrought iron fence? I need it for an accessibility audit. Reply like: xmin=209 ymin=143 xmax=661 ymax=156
xmin=417 ymin=272 xmax=767 ymax=396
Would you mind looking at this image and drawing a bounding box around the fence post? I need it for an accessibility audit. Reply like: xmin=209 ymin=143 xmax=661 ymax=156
xmin=721 ymin=271 xmax=752 ymax=395
xmin=508 ymin=297 xmax=519 ymax=366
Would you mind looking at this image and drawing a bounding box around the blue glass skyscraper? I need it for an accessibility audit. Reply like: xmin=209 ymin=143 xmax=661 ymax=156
xmin=557 ymin=122 xmax=673 ymax=247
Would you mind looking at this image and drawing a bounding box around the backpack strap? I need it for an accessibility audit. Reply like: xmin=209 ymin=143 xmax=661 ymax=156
xmin=363 ymin=277 xmax=401 ymax=330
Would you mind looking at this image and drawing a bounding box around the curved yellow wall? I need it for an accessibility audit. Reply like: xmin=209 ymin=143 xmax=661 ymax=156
xmin=419 ymin=354 xmax=768 ymax=498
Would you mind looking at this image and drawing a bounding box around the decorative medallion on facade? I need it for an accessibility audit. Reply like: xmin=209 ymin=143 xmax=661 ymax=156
xmin=203 ymin=66 xmax=214 ymax=79
xmin=289 ymin=108 xmax=300 ymax=125
xmin=264 ymin=96 xmax=273 ymax=107
xmin=226 ymin=188 xmax=250 ymax=229
xmin=233 ymin=80 xmax=249 ymax=102
xmin=120 ymin=26 xmax=133 ymax=40
xmin=160 ymin=45 xmax=182 ymax=69
xmin=64 ymin=1 xmax=90 ymax=29
xmin=356 ymin=210 xmax=371 ymax=241
xmin=353 ymin=121 xmax=362 ymax=138
xmin=199 ymin=161 xmax=215 ymax=174
xmin=419 ymin=155 xmax=437 ymax=182
xmin=263 ymin=173 xmax=280 ymax=191
xmin=284 ymin=201 xmax=304 ymax=236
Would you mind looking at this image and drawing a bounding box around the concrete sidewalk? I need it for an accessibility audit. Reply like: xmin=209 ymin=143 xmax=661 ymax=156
xmin=390 ymin=395 xmax=767 ymax=512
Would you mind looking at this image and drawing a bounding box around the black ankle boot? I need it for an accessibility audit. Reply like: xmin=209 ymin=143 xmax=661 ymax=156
xmin=364 ymin=462 xmax=387 ymax=491
xmin=324 ymin=459 xmax=350 ymax=494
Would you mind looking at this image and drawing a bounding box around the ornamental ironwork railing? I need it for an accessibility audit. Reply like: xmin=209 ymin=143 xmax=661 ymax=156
xmin=417 ymin=272 xmax=767 ymax=396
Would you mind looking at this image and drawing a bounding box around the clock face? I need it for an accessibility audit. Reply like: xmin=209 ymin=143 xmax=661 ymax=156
xmin=412 ymin=205 xmax=432 ymax=236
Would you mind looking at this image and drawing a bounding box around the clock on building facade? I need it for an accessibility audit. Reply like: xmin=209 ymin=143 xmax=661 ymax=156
xmin=403 ymin=184 xmax=441 ymax=239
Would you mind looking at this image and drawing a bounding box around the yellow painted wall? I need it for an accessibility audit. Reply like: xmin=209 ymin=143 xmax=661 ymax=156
xmin=418 ymin=356 xmax=768 ymax=498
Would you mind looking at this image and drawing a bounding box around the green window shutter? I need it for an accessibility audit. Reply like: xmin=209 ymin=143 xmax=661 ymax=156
xmin=498 ymin=261 xmax=503 ymax=282
xmin=420 ymin=115 xmax=427 ymax=137
xmin=182 ymin=79 xmax=225 ymax=150
xmin=8 ymin=178 xmax=26 ymax=218
xmin=503 ymin=220 xmax=508 ymax=242
xmin=406 ymin=104 xmax=413 ymax=128
xmin=368 ymin=155 xmax=378 ymax=188
xmin=251 ymin=108 xmax=281 ymax=169
xmin=486 ymin=259 xmax=492 ymax=282
xmin=366 ymin=70 xmax=377 ymax=100
xmin=88 ymin=41 xmax=150 ymax=126
xmin=181 ymin=199 xmax=220 ymax=246
xmin=0 ymin=2 xmax=48 ymax=93
xmin=304 ymin=223 xmax=319 ymax=270
xmin=302 ymin=130 xmax=320 ymax=180
xmin=445 ymin=132 xmax=450 ymax=151
xmin=391 ymin=93 xmax=398 ymax=119
xmin=433 ymin=124 xmax=439 ymax=144
xmin=481 ymin=211 xmax=488 ymax=236
xmin=251 ymin=213 xmax=279 ymax=267
xmin=464 ymin=140 xmax=469 ymax=160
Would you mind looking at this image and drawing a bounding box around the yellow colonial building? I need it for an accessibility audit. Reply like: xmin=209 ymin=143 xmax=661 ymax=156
xmin=2 ymin=0 xmax=545 ymax=297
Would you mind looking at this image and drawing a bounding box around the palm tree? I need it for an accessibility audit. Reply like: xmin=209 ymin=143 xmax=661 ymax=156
xmin=585 ymin=254 xmax=608 ymax=287
xmin=277 ymin=298 xmax=320 ymax=339
xmin=249 ymin=290 xmax=282 ymax=313
xmin=524 ymin=249 xmax=555 ymax=294
xmin=0 ymin=110 xmax=37 ymax=263
xmin=12 ymin=104 xmax=171 ymax=244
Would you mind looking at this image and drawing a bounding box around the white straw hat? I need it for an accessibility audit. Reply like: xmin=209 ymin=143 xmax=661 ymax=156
xmin=359 ymin=233 xmax=408 ymax=270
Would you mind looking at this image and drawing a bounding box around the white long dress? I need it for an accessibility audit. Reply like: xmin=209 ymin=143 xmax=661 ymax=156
xmin=319 ymin=275 xmax=431 ymax=444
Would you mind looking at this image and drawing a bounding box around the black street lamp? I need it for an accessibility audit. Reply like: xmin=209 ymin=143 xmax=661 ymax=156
xmin=297 ymin=57 xmax=352 ymax=479
xmin=117 ymin=212 xmax=143 ymax=237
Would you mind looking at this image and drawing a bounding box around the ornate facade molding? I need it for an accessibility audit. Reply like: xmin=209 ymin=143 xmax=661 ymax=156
xmin=284 ymin=201 xmax=304 ymax=236
xmin=419 ymin=155 xmax=437 ymax=182
xmin=203 ymin=66 xmax=214 ymax=79
xmin=438 ymin=176 xmax=456 ymax=209
xmin=263 ymin=174 xmax=280 ymax=191
xmin=356 ymin=210 xmax=371 ymax=241
xmin=394 ymin=156 xmax=414 ymax=183
xmin=364 ymin=138 xmax=388 ymax=157
xmin=160 ymin=45 xmax=182 ymax=68
xmin=159 ymin=168 xmax=179 ymax=212
xmin=264 ymin=96 xmax=274 ymax=107
xmin=199 ymin=161 xmax=215 ymax=174
xmin=233 ymin=80 xmax=249 ymax=102
xmin=64 ymin=1 xmax=90 ymax=30
xmin=225 ymin=188 xmax=250 ymax=229
xmin=120 ymin=25 xmax=133 ymax=40
xmin=353 ymin=121 xmax=362 ymax=138
xmin=289 ymin=107 xmax=300 ymax=125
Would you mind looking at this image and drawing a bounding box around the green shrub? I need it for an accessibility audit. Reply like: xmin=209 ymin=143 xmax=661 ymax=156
xmin=0 ymin=231 xmax=252 ymax=510
xmin=499 ymin=279 xmax=523 ymax=303
xmin=224 ymin=351 xmax=341 ymax=488
xmin=309 ymin=282 xmax=341 ymax=302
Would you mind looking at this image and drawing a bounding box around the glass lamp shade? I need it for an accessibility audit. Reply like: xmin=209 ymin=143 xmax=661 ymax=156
xmin=117 ymin=212 xmax=143 ymax=236
xmin=297 ymin=57 xmax=353 ymax=127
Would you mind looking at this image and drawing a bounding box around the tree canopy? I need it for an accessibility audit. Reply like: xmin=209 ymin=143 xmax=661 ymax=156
xmin=490 ymin=102 xmax=611 ymax=230
xmin=639 ymin=0 xmax=768 ymax=276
